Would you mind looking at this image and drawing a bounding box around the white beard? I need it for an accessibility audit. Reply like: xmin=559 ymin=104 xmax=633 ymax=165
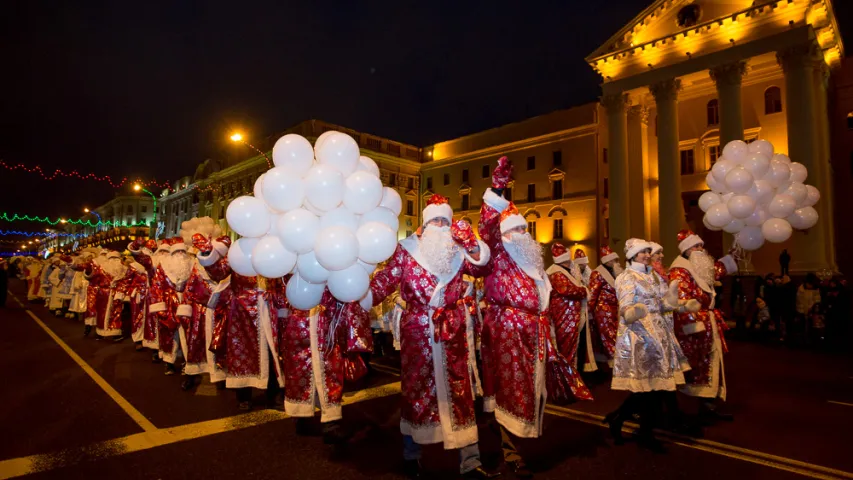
xmin=419 ymin=225 xmax=459 ymax=276
xmin=611 ymin=262 xmax=624 ymax=276
xmin=689 ymin=250 xmax=716 ymax=288
xmin=161 ymin=253 xmax=194 ymax=286
xmin=101 ymin=258 xmax=127 ymax=281
xmin=152 ymin=251 xmax=169 ymax=268
xmin=504 ymin=232 xmax=544 ymax=273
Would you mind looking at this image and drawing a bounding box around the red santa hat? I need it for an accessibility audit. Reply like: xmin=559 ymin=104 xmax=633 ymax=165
xmin=499 ymin=203 xmax=526 ymax=234
xmin=551 ymin=242 xmax=571 ymax=264
xmin=599 ymin=246 xmax=619 ymax=264
xmin=422 ymin=194 xmax=453 ymax=225
xmin=60 ymin=255 xmax=73 ymax=263
xmin=677 ymin=229 xmax=703 ymax=254
xmin=624 ymin=238 xmax=652 ymax=260
xmin=573 ymin=248 xmax=588 ymax=265
xmin=155 ymin=239 xmax=170 ymax=253
xmin=169 ymin=237 xmax=187 ymax=253
xmin=212 ymin=235 xmax=232 ymax=257
xmin=106 ymin=251 xmax=121 ymax=260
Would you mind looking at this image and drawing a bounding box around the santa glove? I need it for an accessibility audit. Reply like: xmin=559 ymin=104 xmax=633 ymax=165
xmin=664 ymin=280 xmax=680 ymax=309
xmin=491 ymin=156 xmax=513 ymax=189
xmin=624 ymin=303 xmax=648 ymax=323
xmin=451 ymin=220 xmax=478 ymax=252
xmin=192 ymin=233 xmax=213 ymax=254
xmin=678 ymin=299 xmax=701 ymax=313
xmin=144 ymin=239 xmax=157 ymax=251
xmin=130 ymin=237 xmax=147 ymax=251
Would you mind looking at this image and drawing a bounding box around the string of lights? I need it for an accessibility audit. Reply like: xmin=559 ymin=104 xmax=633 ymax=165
xmin=0 ymin=160 xmax=175 ymax=192
xmin=0 ymin=230 xmax=86 ymax=238
xmin=0 ymin=212 xmax=148 ymax=227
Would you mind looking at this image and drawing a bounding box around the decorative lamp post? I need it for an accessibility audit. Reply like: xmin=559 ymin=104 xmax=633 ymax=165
xmin=134 ymin=184 xmax=158 ymax=239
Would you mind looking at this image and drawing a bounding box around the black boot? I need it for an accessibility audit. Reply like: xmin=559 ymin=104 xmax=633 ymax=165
xmin=322 ymin=420 xmax=349 ymax=445
xmin=83 ymin=325 xmax=92 ymax=337
xmin=181 ymin=375 xmax=196 ymax=391
xmin=402 ymin=459 xmax=421 ymax=479
xmin=506 ymin=460 xmax=533 ymax=478
xmin=152 ymin=352 xmax=162 ymax=363
xmin=603 ymin=410 xmax=626 ymax=445
xmin=462 ymin=466 xmax=502 ymax=479
xmin=699 ymin=402 xmax=734 ymax=423
xmin=164 ymin=363 xmax=176 ymax=376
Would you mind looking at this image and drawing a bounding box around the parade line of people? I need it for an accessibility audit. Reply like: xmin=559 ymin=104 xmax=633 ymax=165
xmin=13 ymin=156 xmax=742 ymax=479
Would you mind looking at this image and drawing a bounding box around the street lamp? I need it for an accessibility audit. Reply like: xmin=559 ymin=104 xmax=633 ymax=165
xmin=134 ymin=184 xmax=158 ymax=239
xmin=84 ymin=207 xmax=102 ymax=234
xmin=229 ymin=131 xmax=272 ymax=169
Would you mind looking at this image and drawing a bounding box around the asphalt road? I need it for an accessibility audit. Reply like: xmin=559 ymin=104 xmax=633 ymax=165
xmin=1 ymin=278 xmax=851 ymax=480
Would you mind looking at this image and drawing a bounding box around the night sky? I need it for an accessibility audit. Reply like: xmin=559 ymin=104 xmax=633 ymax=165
xmin=1 ymin=0 xmax=852 ymax=238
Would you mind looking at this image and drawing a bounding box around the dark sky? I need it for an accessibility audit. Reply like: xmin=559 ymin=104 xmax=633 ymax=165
xmin=1 ymin=0 xmax=852 ymax=239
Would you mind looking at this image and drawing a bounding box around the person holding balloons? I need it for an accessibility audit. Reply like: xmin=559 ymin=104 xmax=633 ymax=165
xmin=365 ymin=194 xmax=497 ymax=479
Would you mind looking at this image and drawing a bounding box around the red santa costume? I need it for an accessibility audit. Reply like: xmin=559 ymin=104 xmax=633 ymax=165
xmin=367 ymin=194 xmax=490 ymax=452
xmin=25 ymin=259 xmax=44 ymax=301
xmin=587 ymin=246 xmax=622 ymax=365
xmin=84 ymin=251 xmax=128 ymax=338
xmin=669 ymin=230 xmax=738 ymax=401
xmin=546 ymin=245 xmax=597 ymax=374
xmin=129 ymin=239 xmax=170 ymax=350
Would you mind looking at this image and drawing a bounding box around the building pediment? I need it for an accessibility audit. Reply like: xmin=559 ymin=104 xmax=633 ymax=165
xmin=548 ymin=168 xmax=565 ymax=181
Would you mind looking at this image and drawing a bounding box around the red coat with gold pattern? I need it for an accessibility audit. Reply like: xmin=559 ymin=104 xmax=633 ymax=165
xmin=369 ymin=235 xmax=489 ymax=449
xmin=123 ymin=263 xmax=149 ymax=343
xmin=129 ymin=249 xmax=162 ymax=350
xmin=85 ymin=262 xmax=127 ymax=337
xmin=669 ymin=255 xmax=736 ymax=400
xmin=547 ymin=264 xmax=597 ymax=375
xmin=588 ymin=266 xmax=619 ymax=362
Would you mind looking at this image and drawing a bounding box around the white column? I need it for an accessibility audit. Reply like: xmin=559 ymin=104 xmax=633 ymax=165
xmin=709 ymin=61 xmax=747 ymax=146
xmin=650 ymin=78 xmax=686 ymax=258
xmin=602 ymin=93 xmax=631 ymax=254
xmin=627 ymin=105 xmax=650 ymax=239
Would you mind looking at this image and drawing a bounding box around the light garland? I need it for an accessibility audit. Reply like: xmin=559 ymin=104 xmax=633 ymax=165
xmin=0 ymin=230 xmax=86 ymax=238
xmin=0 ymin=212 xmax=148 ymax=227
xmin=0 ymin=160 xmax=175 ymax=192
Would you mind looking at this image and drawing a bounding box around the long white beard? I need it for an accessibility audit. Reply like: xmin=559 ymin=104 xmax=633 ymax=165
xmin=152 ymin=251 xmax=169 ymax=268
xmin=611 ymin=262 xmax=624 ymax=276
xmin=101 ymin=258 xmax=127 ymax=280
xmin=419 ymin=225 xmax=459 ymax=276
xmin=161 ymin=253 xmax=194 ymax=286
xmin=689 ymin=250 xmax=716 ymax=287
xmin=505 ymin=232 xmax=544 ymax=273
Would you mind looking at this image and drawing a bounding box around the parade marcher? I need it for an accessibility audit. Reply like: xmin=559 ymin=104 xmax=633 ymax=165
xmin=479 ymin=157 xmax=590 ymax=477
xmin=68 ymin=251 xmax=95 ymax=322
xmin=587 ymin=246 xmax=622 ymax=366
xmin=605 ymin=239 xmax=696 ymax=451
xmin=25 ymin=258 xmax=43 ymax=302
xmin=37 ymin=257 xmax=54 ymax=301
xmin=575 ymin=248 xmax=591 ymax=287
xmin=650 ymin=242 xmax=668 ymax=280
xmin=46 ymin=256 xmax=69 ymax=315
xmin=129 ymin=238 xmax=170 ymax=355
xmin=81 ymin=250 xmax=128 ymax=339
xmin=669 ymin=230 xmax=739 ymax=421
xmin=122 ymin=251 xmax=151 ymax=350
xmin=366 ymin=194 xmax=496 ymax=479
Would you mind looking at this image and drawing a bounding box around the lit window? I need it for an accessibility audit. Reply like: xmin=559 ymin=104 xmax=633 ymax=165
xmin=680 ymin=149 xmax=695 ymax=175
xmin=527 ymin=221 xmax=537 ymax=237
xmin=708 ymin=145 xmax=721 ymax=167
xmin=553 ymin=219 xmax=563 ymax=239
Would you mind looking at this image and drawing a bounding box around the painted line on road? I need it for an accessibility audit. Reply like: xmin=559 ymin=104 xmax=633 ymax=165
xmin=828 ymin=400 xmax=853 ymax=408
xmin=10 ymin=293 xmax=157 ymax=433
xmin=0 ymin=381 xmax=402 ymax=479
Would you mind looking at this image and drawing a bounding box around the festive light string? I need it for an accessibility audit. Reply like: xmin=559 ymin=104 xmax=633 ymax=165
xmin=0 ymin=160 xmax=176 ymax=192
xmin=0 ymin=230 xmax=86 ymax=238
xmin=0 ymin=212 xmax=148 ymax=227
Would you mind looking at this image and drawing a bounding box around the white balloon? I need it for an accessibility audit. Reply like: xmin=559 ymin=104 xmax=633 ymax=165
xmin=343 ymin=171 xmax=384 ymax=214
xmin=721 ymin=192 xmax=735 ymax=204
xmin=314 ymin=226 xmax=359 ymax=271
xmin=272 ymin=134 xmax=314 ymax=176
xmin=747 ymin=179 xmax=774 ymax=205
xmin=263 ymin=167 xmax=305 ymax=212
xmin=768 ymin=194 xmax=797 ymax=218
xmin=762 ymin=160 xmax=792 ymax=188
xmin=748 ymin=139 xmax=774 ymax=158
xmin=789 ymin=162 xmax=808 ymax=183
xmin=743 ymin=153 xmax=770 ymax=179
xmin=356 ymin=156 xmax=381 ymax=177
xmin=277 ymin=208 xmax=320 ymax=254
xmin=304 ymin=165 xmax=345 ymax=212
xmin=314 ymin=131 xmax=337 ymax=151
xmin=327 ymin=264 xmax=370 ymax=303
xmin=744 ymin=206 xmax=769 ymax=227
xmin=771 ymin=153 xmax=791 ymax=164
xmin=227 ymin=237 xmax=260 ymax=276
xmin=802 ymin=185 xmax=821 ymax=207
xmin=319 ymin=206 xmax=360 ymax=232
xmin=315 ymin=132 xmax=360 ymax=176
xmin=705 ymin=172 xmax=727 ymax=193
xmin=705 ymin=203 xmax=732 ymax=228
xmin=356 ymin=222 xmax=397 ymax=264
xmin=226 ymin=196 xmax=270 ymax=238
xmin=360 ymin=206 xmax=400 ymax=232
xmin=698 ymin=191 xmax=722 ymax=212
xmin=725 ymin=167 xmax=754 ymax=194
xmin=780 ymin=181 xmax=808 ymax=206
xmin=703 ymin=214 xmax=722 ymax=231
xmin=378 ymin=187 xmax=403 ymax=216
xmin=723 ymin=218 xmax=746 ymax=234
xmin=711 ymin=158 xmax=736 ymax=183
xmin=253 ymin=174 xmax=266 ymax=201
xmin=762 ymin=218 xmax=793 ymax=243
xmin=296 ymin=250 xmax=331 ymax=283
xmin=727 ymin=195 xmax=756 ymax=219
xmin=787 ymin=207 xmax=819 ymax=230
xmin=736 ymin=226 xmax=765 ymax=251
xmin=358 ymin=259 xmax=377 ymax=275
xmin=723 ymin=140 xmax=749 ymax=164
xmin=286 ymin=274 xmax=326 ymax=310
xmin=251 ymin=235 xmax=297 ymax=278
xmin=302 ymin=198 xmax=325 ymax=216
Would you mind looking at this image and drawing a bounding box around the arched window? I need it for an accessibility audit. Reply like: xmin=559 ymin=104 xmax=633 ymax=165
xmin=765 ymin=87 xmax=782 ymax=114
xmin=847 ymin=112 xmax=853 ymax=130
xmin=707 ymin=99 xmax=719 ymax=126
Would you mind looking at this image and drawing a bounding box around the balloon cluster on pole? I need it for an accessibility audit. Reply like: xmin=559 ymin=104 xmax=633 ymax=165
xmin=700 ymin=139 xmax=820 ymax=251
xmin=225 ymin=131 xmax=399 ymax=309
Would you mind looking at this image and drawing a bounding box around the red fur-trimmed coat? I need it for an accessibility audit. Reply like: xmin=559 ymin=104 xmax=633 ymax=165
xmin=588 ymin=266 xmax=619 ymax=363
xmin=547 ymin=265 xmax=597 ymax=374
xmin=84 ymin=262 xmax=127 ymax=337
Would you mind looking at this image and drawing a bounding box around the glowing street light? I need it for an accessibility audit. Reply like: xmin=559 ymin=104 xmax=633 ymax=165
xmin=230 ymin=132 xmax=244 ymax=142
xmin=229 ymin=131 xmax=271 ymax=169
xmin=133 ymin=184 xmax=158 ymax=239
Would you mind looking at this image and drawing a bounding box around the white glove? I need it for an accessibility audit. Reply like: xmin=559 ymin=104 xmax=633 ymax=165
xmin=624 ymin=304 xmax=648 ymax=323
xmin=679 ymin=299 xmax=701 ymax=313
xmin=664 ymin=280 xmax=679 ymax=308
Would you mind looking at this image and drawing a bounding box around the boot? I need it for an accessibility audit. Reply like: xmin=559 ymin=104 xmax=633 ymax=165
xmin=402 ymin=459 xmax=421 ymax=479
xmin=462 ymin=466 xmax=502 ymax=479
xmin=83 ymin=325 xmax=92 ymax=337
xmin=181 ymin=375 xmax=196 ymax=391
xmin=603 ymin=411 xmax=626 ymax=445
xmin=164 ymin=363 xmax=176 ymax=376
xmin=505 ymin=460 xmax=533 ymax=478
xmin=152 ymin=352 xmax=162 ymax=363
xmin=322 ymin=420 xmax=350 ymax=445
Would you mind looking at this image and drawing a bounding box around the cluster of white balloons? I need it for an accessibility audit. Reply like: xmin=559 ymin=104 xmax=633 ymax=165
xmin=700 ymin=139 xmax=820 ymax=251
xmin=225 ymin=131 xmax=401 ymax=309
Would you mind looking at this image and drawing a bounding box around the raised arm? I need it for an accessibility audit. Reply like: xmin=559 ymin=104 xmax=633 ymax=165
xmin=366 ymin=244 xmax=406 ymax=307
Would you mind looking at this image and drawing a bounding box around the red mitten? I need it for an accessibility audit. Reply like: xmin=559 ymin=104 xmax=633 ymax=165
xmin=451 ymin=220 xmax=478 ymax=251
xmin=192 ymin=233 xmax=213 ymax=254
xmin=144 ymin=239 xmax=157 ymax=251
xmin=491 ymin=156 xmax=513 ymax=189
xmin=130 ymin=237 xmax=146 ymax=250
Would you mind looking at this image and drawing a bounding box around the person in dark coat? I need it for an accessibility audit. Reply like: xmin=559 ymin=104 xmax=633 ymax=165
xmin=779 ymin=250 xmax=791 ymax=276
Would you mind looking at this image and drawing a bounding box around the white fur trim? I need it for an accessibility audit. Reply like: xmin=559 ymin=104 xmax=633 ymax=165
xmin=170 ymin=243 xmax=187 ymax=253
xmin=553 ymin=253 xmax=571 ymax=264
xmin=601 ymin=252 xmax=619 ymax=264
xmin=483 ymin=189 xmax=510 ymax=213
xmin=649 ymin=242 xmax=663 ymax=254
xmin=626 ymin=240 xmax=652 ymax=260
xmin=574 ymin=256 xmax=589 ymax=265
xmin=461 ymin=239 xmax=490 ymax=267
xmin=720 ymin=255 xmax=738 ymax=275
xmin=423 ymin=202 xmax=453 ymax=224
xmin=682 ymin=321 xmax=706 ymax=335
xmin=212 ymin=240 xmax=229 ymax=257
xmin=500 ymin=214 xmax=526 ymax=234
xmin=114 ymin=292 xmax=125 ymax=301
xmin=197 ymin=249 xmax=220 ymax=267
xmin=176 ymin=304 xmax=193 ymax=317
xmin=149 ymin=302 xmax=167 ymax=313
xmin=277 ymin=308 xmax=290 ymax=318
xmin=678 ymin=234 xmax=703 ymax=254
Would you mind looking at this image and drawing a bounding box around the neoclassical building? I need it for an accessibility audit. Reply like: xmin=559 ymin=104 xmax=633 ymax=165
xmin=589 ymin=0 xmax=843 ymax=273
